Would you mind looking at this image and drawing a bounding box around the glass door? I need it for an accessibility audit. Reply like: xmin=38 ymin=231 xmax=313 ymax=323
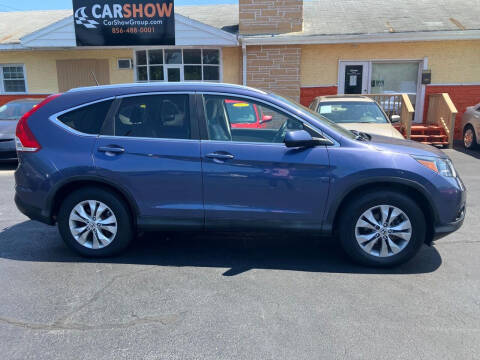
xmin=165 ymin=65 xmax=183 ymax=82
xmin=339 ymin=61 xmax=369 ymax=94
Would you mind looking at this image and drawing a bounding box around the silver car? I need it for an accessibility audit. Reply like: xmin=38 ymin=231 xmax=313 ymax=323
xmin=462 ymin=103 xmax=480 ymax=150
xmin=309 ymin=95 xmax=404 ymax=139
xmin=0 ymin=98 xmax=43 ymax=161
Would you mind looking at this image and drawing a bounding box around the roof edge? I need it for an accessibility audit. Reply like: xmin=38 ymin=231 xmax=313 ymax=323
xmin=241 ymin=29 xmax=480 ymax=45
xmin=20 ymin=15 xmax=73 ymax=45
xmin=3 ymin=12 xmax=238 ymax=49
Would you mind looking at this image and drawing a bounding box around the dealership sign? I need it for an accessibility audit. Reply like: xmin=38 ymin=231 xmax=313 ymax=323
xmin=72 ymin=0 xmax=175 ymax=46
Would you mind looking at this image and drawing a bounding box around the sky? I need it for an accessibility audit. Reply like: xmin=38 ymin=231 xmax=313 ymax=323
xmin=0 ymin=0 xmax=237 ymax=11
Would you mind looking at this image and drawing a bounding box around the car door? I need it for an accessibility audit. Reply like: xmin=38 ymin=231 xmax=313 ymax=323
xmin=93 ymin=93 xmax=203 ymax=230
xmin=199 ymin=94 xmax=331 ymax=231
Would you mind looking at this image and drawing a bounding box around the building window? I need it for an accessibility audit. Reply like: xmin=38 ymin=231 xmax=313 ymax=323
xmin=0 ymin=64 xmax=26 ymax=93
xmin=135 ymin=49 xmax=220 ymax=83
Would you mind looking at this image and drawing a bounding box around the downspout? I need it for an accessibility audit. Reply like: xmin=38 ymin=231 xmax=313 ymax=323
xmin=241 ymin=37 xmax=247 ymax=86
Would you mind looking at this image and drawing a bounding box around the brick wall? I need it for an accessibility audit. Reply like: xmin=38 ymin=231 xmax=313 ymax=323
xmin=246 ymin=45 xmax=301 ymax=102
xmin=0 ymin=94 xmax=49 ymax=107
xmin=239 ymin=0 xmax=303 ymax=35
xmin=300 ymin=86 xmax=338 ymax=106
xmin=424 ymin=85 xmax=480 ymax=140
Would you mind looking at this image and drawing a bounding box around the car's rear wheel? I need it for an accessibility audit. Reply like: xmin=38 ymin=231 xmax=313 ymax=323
xmin=463 ymin=125 xmax=478 ymax=150
xmin=57 ymin=187 xmax=133 ymax=257
xmin=339 ymin=191 xmax=426 ymax=267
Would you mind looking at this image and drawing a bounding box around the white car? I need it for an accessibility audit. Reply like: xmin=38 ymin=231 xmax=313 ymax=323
xmin=309 ymin=95 xmax=404 ymax=139
xmin=461 ymin=103 xmax=480 ymax=150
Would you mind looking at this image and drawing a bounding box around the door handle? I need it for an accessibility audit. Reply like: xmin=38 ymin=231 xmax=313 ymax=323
xmin=98 ymin=146 xmax=125 ymax=155
xmin=206 ymin=152 xmax=234 ymax=160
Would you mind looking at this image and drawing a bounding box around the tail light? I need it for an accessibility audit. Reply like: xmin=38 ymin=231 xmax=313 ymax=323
xmin=15 ymin=94 xmax=61 ymax=152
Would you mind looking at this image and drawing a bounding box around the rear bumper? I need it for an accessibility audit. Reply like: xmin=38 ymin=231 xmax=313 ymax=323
xmin=15 ymin=192 xmax=54 ymax=225
xmin=0 ymin=139 xmax=17 ymax=161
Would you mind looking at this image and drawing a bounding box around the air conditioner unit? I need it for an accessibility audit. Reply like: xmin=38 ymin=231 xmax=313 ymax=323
xmin=117 ymin=58 xmax=133 ymax=69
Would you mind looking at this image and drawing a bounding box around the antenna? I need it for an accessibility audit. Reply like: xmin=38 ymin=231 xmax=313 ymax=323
xmin=90 ymin=71 xmax=99 ymax=86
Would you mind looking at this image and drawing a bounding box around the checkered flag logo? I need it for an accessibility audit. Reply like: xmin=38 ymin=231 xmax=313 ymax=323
xmin=74 ymin=7 xmax=99 ymax=29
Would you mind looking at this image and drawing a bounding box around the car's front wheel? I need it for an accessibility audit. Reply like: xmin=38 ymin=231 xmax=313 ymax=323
xmin=339 ymin=191 xmax=426 ymax=267
xmin=57 ymin=187 xmax=134 ymax=257
xmin=463 ymin=125 xmax=478 ymax=150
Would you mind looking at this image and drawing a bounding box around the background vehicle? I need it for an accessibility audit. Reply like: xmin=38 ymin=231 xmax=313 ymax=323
xmin=309 ymin=95 xmax=404 ymax=139
xmin=225 ymin=99 xmax=273 ymax=129
xmin=14 ymin=83 xmax=465 ymax=267
xmin=0 ymin=98 xmax=43 ymax=161
xmin=461 ymin=102 xmax=480 ymax=150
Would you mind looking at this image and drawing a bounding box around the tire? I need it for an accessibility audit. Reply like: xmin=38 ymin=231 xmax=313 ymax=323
xmin=463 ymin=125 xmax=478 ymax=150
xmin=338 ymin=190 xmax=426 ymax=267
xmin=57 ymin=187 xmax=134 ymax=257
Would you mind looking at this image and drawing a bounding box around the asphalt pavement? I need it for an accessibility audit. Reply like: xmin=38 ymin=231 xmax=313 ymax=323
xmin=0 ymin=148 xmax=479 ymax=360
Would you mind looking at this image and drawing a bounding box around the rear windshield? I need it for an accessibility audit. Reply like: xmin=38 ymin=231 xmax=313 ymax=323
xmin=317 ymin=101 xmax=388 ymax=124
xmin=58 ymin=100 xmax=113 ymax=134
xmin=0 ymin=101 xmax=40 ymax=120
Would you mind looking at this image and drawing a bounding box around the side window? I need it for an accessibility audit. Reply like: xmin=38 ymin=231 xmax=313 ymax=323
xmin=114 ymin=94 xmax=190 ymax=139
xmin=203 ymin=95 xmax=306 ymax=143
xmin=58 ymin=100 xmax=113 ymax=135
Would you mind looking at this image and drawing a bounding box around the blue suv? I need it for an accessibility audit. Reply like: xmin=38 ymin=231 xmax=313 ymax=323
xmin=14 ymin=83 xmax=466 ymax=267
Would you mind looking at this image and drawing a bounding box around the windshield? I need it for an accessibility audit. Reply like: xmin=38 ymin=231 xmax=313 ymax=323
xmin=224 ymin=100 xmax=257 ymax=124
xmin=317 ymin=101 xmax=388 ymax=124
xmin=270 ymin=94 xmax=356 ymax=139
xmin=0 ymin=101 xmax=40 ymax=120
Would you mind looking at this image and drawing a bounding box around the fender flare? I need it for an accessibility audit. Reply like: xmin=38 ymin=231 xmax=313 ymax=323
xmin=322 ymin=176 xmax=439 ymax=233
xmin=45 ymin=174 xmax=140 ymax=220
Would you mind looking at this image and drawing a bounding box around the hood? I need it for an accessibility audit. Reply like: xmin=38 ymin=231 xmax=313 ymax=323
xmin=366 ymin=133 xmax=447 ymax=158
xmin=0 ymin=119 xmax=18 ymax=140
xmin=340 ymin=123 xmax=404 ymax=139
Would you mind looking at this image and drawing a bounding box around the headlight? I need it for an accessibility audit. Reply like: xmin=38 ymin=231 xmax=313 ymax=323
xmin=412 ymin=156 xmax=457 ymax=177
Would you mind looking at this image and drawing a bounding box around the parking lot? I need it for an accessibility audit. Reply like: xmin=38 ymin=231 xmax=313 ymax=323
xmin=0 ymin=148 xmax=479 ymax=360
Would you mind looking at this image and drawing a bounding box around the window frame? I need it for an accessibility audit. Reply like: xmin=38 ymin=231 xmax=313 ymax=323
xmin=0 ymin=64 xmax=28 ymax=94
xmin=133 ymin=48 xmax=222 ymax=83
xmin=99 ymin=92 xmax=200 ymax=141
xmin=196 ymin=93 xmax=326 ymax=145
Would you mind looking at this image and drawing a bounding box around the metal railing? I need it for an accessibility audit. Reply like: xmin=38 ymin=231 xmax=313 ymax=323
xmin=366 ymin=94 xmax=414 ymax=140
xmin=426 ymin=93 xmax=458 ymax=148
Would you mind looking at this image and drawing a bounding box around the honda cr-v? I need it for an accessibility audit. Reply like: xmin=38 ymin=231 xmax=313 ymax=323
xmin=14 ymin=83 xmax=466 ymax=267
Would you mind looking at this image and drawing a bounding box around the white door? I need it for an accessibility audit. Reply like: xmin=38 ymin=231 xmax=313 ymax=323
xmin=338 ymin=61 xmax=370 ymax=94
xmin=164 ymin=65 xmax=183 ymax=82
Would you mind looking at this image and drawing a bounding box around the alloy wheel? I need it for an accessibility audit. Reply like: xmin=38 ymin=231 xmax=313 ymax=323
xmin=68 ymin=200 xmax=118 ymax=249
xmin=464 ymin=128 xmax=474 ymax=148
xmin=355 ymin=205 xmax=412 ymax=258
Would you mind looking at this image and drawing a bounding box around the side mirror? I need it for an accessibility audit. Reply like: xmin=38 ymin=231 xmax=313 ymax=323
xmin=284 ymin=130 xmax=334 ymax=148
xmin=260 ymin=115 xmax=273 ymax=123
xmin=390 ymin=115 xmax=401 ymax=123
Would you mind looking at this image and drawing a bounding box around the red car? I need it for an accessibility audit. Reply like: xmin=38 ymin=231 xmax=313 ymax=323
xmin=224 ymin=99 xmax=272 ymax=128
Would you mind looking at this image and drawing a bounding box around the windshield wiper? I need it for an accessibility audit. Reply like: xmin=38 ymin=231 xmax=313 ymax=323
xmin=350 ymin=130 xmax=371 ymax=141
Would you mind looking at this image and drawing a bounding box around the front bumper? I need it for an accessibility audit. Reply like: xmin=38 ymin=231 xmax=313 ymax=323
xmin=433 ymin=204 xmax=466 ymax=240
